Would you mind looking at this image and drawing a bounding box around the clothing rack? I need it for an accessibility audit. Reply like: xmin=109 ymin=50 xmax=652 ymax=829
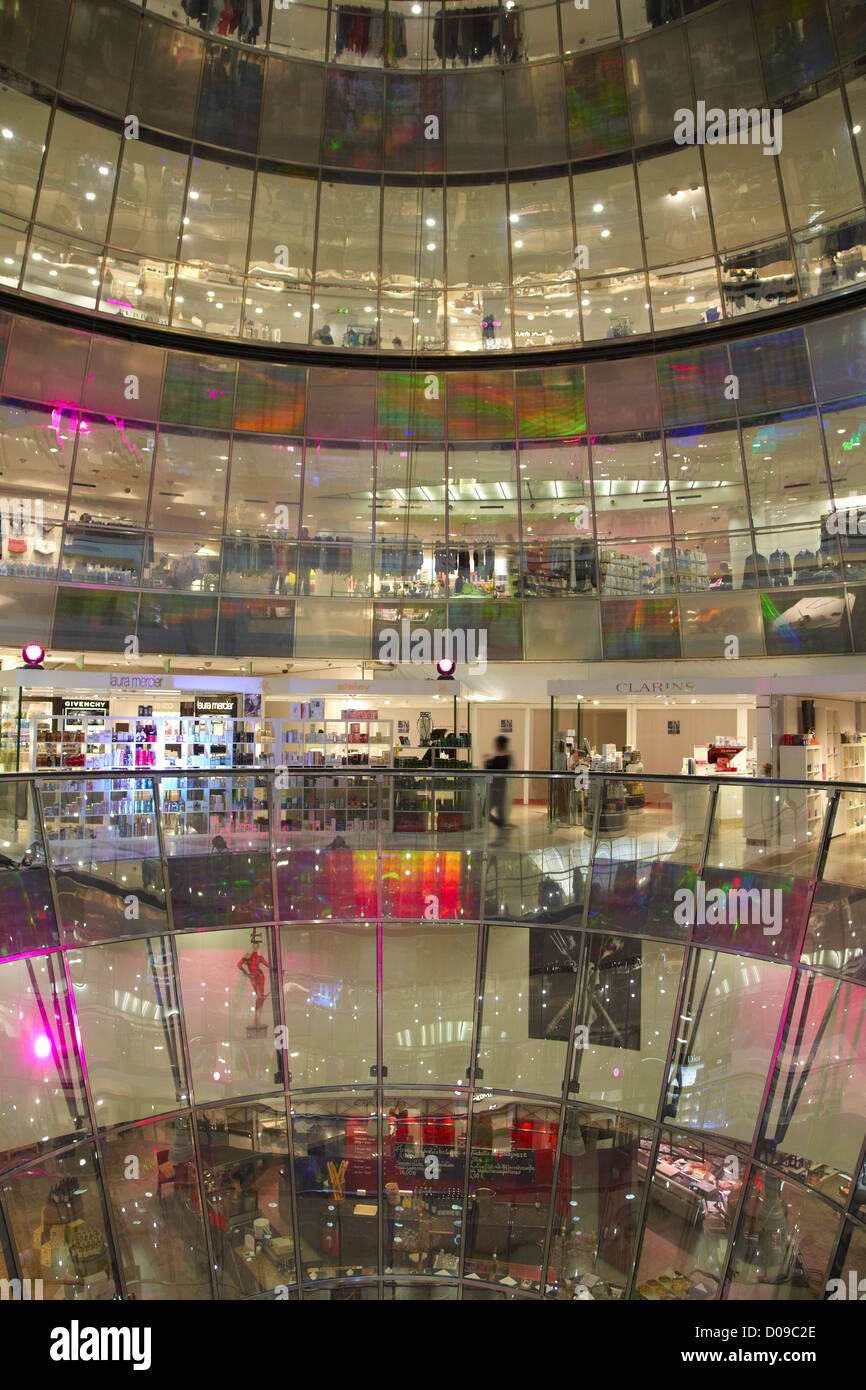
xmin=433 ymin=5 xmax=524 ymax=65
xmin=333 ymin=5 xmax=408 ymax=63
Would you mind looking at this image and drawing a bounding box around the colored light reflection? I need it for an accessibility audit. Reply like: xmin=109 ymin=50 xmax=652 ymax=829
xmin=33 ymin=1034 xmax=51 ymax=1059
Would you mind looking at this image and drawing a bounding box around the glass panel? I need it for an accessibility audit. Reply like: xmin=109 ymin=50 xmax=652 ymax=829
xmin=445 ymin=182 xmax=508 ymax=289
xmin=524 ymin=598 xmax=602 ymax=659
xmin=383 ymin=1096 xmax=468 ymax=1276
xmin=579 ymin=271 xmax=651 ymax=340
xmin=700 ymin=779 xmax=828 ymax=960
xmin=2 ymin=320 xmax=89 ymax=404
xmin=292 ymin=1094 xmax=379 ymax=1278
xmin=0 ymin=950 xmax=88 ymax=1159
xmin=0 ymin=83 xmax=50 ymax=221
xmin=110 ymin=138 xmax=187 ymax=262
xmin=721 ymin=239 xmax=798 ymax=319
xmin=780 ymin=87 xmax=861 ymax=231
xmin=758 ymin=974 xmax=866 ymax=1189
xmin=648 ymin=260 xmax=721 ymax=330
xmin=0 ymin=0 xmax=68 ymax=86
xmin=382 ymin=921 xmax=477 ymax=1083
xmin=68 ymin=417 xmax=155 ymax=529
xmin=294 ymin=597 xmax=372 ymax=656
xmin=560 ymin=0 xmax=619 ymax=54
xmin=261 ymin=54 xmax=324 ymax=161
xmin=742 ymin=411 xmax=830 ymax=530
xmin=62 ymin=0 xmax=138 ymax=112
xmin=638 ymin=148 xmax=713 ymax=266
xmin=131 ymin=18 xmax=203 ymax=137
xmin=445 ymin=70 xmax=504 ymax=170
xmin=197 ymin=1099 xmax=295 ymax=1297
xmin=626 ymin=29 xmax=691 ymax=146
xmin=794 ymin=211 xmax=866 ymax=302
xmin=316 ymin=176 xmax=382 ymax=285
xmin=269 ymin=3 xmax=328 ymax=60
xmin=505 ymin=65 xmax=566 ymax=166
xmin=43 ymin=774 xmax=166 ymax=945
xmin=250 ymin=171 xmax=317 ymax=286
xmin=601 ymin=598 xmax=681 ymax=659
xmin=52 ymin=587 xmax=139 ymax=653
xmin=0 ymin=777 xmax=57 ymax=957
xmin=0 ymin=211 xmax=27 ymax=287
xmin=477 ymin=925 xmax=569 ymax=1094
xmin=160 ymin=773 xmax=273 ymax=929
xmin=322 ymin=70 xmax=384 ymax=168
xmin=549 ymin=1106 xmax=640 ymax=1300
xmin=806 ymin=786 xmax=866 ymax=973
xmin=464 ymin=1096 xmax=560 ymax=1289
xmin=148 ymin=428 xmax=229 ymax=534
xmin=688 ymin=2 xmax=764 ymax=111
xmin=572 ymin=161 xmax=641 ymax=278
xmin=102 ymin=1116 xmax=211 ymax=1299
xmin=633 ymin=1128 xmax=748 ymax=1301
xmin=1 ymin=1146 xmax=118 ymax=1300
xmin=762 ymin=584 xmax=853 ymax=656
xmin=301 ymin=439 xmax=374 ymax=545
xmin=100 ymin=253 xmax=174 ymax=326
xmin=704 ymin=139 xmax=786 ymax=251
xmin=278 ymin=923 xmax=377 ymax=1087
xmin=680 ymin=591 xmax=765 ymax=657
xmin=564 ymin=48 xmax=630 ymax=159
xmin=667 ymin=419 xmax=747 ymax=530
xmin=175 ymin=927 xmax=281 ymax=1105
xmin=661 ymin=949 xmax=792 ymax=1146
xmin=181 ymin=155 xmax=253 ymax=274
xmin=197 ymin=45 xmax=264 ymax=153
xmin=565 ymin=934 xmax=682 ymax=1116
xmin=591 ymin=432 xmax=669 ymax=541
xmin=35 ymin=112 xmax=119 ymax=243
xmin=724 ymin=1166 xmax=839 ymax=1300
xmin=384 ymin=73 xmax=444 ymax=173
xmin=68 ymin=936 xmax=187 ymax=1127
xmin=586 ymin=777 xmax=712 ymax=943
xmin=754 ymin=0 xmax=836 ymax=102
xmin=59 ymin=525 xmax=142 ymax=587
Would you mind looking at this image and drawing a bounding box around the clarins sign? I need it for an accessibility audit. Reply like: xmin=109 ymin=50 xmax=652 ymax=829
xmin=615 ymin=681 xmax=696 ymax=694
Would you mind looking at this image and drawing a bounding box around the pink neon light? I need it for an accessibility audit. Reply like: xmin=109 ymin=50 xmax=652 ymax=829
xmin=33 ymin=1034 xmax=51 ymax=1060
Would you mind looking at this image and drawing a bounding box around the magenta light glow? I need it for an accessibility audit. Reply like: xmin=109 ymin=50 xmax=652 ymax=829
xmin=33 ymin=1034 xmax=52 ymax=1060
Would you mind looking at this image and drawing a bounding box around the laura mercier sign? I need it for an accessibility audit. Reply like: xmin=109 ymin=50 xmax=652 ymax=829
xmin=194 ymin=694 xmax=238 ymax=717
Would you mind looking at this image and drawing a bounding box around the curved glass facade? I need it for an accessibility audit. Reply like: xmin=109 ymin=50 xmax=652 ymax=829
xmin=0 ymin=304 xmax=864 ymax=661
xmin=1 ymin=767 xmax=863 ymax=1300
xmin=0 ymin=0 xmax=865 ymax=349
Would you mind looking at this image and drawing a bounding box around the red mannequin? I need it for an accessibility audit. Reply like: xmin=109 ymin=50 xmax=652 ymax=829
xmin=237 ymin=947 xmax=270 ymax=1026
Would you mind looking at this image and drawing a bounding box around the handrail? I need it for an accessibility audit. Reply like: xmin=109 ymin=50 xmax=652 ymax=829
xmin=3 ymin=765 xmax=864 ymax=792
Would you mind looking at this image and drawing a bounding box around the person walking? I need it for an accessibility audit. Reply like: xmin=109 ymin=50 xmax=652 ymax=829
xmin=485 ymin=733 xmax=513 ymax=838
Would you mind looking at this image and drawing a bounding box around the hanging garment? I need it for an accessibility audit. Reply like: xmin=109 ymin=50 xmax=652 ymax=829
xmin=769 ymin=549 xmax=793 ymax=586
xmin=335 ymin=6 xmax=353 ymax=55
xmin=368 ymin=8 xmax=386 ymax=57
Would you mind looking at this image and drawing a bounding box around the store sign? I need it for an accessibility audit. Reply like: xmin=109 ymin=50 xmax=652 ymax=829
xmin=195 ymin=694 xmax=238 ymax=717
xmin=341 ymin=708 xmax=378 ymax=720
xmin=615 ymin=681 xmax=696 ymax=695
xmin=53 ymin=698 xmax=110 ymax=717
xmin=109 ymin=675 xmax=168 ymax=690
